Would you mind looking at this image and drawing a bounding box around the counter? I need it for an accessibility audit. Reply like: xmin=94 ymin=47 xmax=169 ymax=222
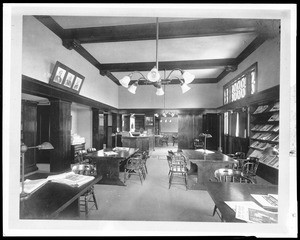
xmin=122 ymin=135 xmax=154 ymax=152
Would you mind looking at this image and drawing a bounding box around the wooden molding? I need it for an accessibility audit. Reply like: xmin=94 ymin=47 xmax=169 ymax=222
xmin=22 ymin=75 xmax=117 ymax=111
xmin=101 ymin=58 xmax=236 ymax=72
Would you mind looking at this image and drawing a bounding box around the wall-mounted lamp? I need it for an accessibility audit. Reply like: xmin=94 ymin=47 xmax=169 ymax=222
xmin=20 ymin=142 xmax=54 ymax=199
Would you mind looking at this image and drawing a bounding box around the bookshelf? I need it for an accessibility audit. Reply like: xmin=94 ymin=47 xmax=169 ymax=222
xmin=248 ymin=101 xmax=279 ymax=169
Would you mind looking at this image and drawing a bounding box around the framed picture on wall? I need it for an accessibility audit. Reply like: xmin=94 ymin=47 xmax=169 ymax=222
xmin=49 ymin=61 xmax=85 ymax=94
xmin=145 ymin=116 xmax=154 ymax=126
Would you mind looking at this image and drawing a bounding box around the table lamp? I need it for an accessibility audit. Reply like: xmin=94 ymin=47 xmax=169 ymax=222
xmin=199 ymin=133 xmax=212 ymax=154
xmin=20 ymin=142 xmax=54 ymax=198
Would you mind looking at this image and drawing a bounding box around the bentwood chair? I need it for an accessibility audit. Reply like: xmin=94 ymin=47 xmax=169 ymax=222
xmin=168 ymin=153 xmax=188 ymax=190
xmin=211 ymin=168 xmax=254 ymax=221
xmin=124 ymin=157 xmax=144 ymax=185
xmin=72 ymin=163 xmax=98 ymax=216
xmin=241 ymin=157 xmax=260 ymax=183
xmin=132 ymin=150 xmax=149 ymax=178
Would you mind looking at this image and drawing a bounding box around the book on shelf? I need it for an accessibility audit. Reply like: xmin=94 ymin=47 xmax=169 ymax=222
xmin=249 ymin=149 xmax=263 ymax=158
xmin=260 ymin=124 xmax=274 ymax=131
xmin=253 ymin=105 xmax=269 ymax=114
xmin=271 ymin=125 xmax=280 ymax=132
xmin=271 ymin=135 xmax=279 ymax=142
xmin=268 ymin=113 xmax=279 ymax=121
xmin=20 ymin=178 xmax=49 ymax=194
xmin=252 ymin=133 xmax=262 ymax=139
xmin=269 ymin=102 xmax=279 ymax=112
xmin=47 ymin=172 xmax=95 ymax=187
xmin=251 ymin=194 xmax=278 ymax=210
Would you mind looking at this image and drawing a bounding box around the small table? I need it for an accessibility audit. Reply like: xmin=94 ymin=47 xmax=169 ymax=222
xmin=206 ymin=182 xmax=278 ymax=222
xmin=20 ymin=172 xmax=102 ymax=219
xmin=182 ymin=149 xmax=237 ymax=190
xmin=86 ymin=147 xmax=139 ymax=186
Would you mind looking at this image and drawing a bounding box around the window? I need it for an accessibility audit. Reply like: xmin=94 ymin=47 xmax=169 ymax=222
xmin=224 ymin=112 xmax=229 ymax=135
xmin=223 ymin=63 xmax=257 ymax=105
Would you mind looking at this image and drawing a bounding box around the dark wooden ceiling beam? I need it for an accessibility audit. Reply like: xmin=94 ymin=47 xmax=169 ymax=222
xmin=65 ymin=18 xmax=275 ymax=44
xmin=102 ymin=58 xmax=236 ymax=72
xmin=34 ymin=16 xmax=119 ymax=85
xmin=215 ymin=34 xmax=268 ymax=82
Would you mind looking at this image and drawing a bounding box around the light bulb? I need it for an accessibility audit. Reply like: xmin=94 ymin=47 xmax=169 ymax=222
xmin=182 ymin=71 xmax=195 ymax=84
xmin=156 ymin=87 xmax=164 ymax=96
xmin=147 ymin=67 xmax=160 ymax=82
xmin=128 ymin=83 xmax=138 ymax=94
xmin=181 ymin=83 xmax=191 ymax=93
xmin=119 ymin=75 xmax=131 ymax=88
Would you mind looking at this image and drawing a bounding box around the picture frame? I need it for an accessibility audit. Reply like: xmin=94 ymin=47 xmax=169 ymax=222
xmin=49 ymin=61 xmax=85 ymax=94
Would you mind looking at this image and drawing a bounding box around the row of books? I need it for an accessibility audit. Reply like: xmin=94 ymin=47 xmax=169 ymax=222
xmin=248 ymin=149 xmax=263 ymax=158
xmin=250 ymin=141 xmax=272 ymax=150
xmin=251 ymin=124 xmax=276 ymax=131
xmin=260 ymin=154 xmax=279 ymax=168
xmin=252 ymin=102 xmax=279 ymax=114
xmin=251 ymin=132 xmax=279 ymax=141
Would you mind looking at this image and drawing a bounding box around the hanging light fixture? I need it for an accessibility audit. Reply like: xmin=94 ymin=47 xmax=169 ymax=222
xmin=118 ymin=18 xmax=195 ymax=95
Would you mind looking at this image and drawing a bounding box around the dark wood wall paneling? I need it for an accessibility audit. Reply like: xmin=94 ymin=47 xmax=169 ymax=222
xmin=203 ymin=113 xmax=220 ymax=151
xmin=22 ymin=101 xmax=39 ymax=174
xmin=49 ymin=100 xmax=72 ymax=172
xmin=36 ymin=105 xmax=51 ymax=164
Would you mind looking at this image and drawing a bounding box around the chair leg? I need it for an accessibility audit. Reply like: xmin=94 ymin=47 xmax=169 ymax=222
xmin=212 ymin=205 xmax=217 ymax=216
xmin=184 ymin=173 xmax=188 ymax=190
xmin=139 ymin=170 xmax=143 ymax=185
xmin=124 ymin=169 xmax=127 ymax=183
xmin=85 ymin=195 xmax=89 ymax=216
xmin=92 ymin=191 xmax=98 ymax=210
xmin=169 ymin=172 xmax=173 ymax=189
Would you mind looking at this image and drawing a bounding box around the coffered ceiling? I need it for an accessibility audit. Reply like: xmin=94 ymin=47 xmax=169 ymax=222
xmin=34 ymin=15 xmax=280 ymax=86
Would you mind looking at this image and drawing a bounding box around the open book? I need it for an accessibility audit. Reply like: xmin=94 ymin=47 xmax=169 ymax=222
xmin=20 ymin=178 xmax=49 ymax=194
xmin=47 ymin=172 xmax=95 ymax=187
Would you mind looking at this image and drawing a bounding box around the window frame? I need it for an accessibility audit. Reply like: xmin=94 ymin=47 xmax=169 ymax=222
xmin=223 ymin=62 xmax=258 ymax=105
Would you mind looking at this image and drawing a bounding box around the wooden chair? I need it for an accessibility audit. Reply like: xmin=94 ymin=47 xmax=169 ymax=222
xmin=193 ymin=138 xmax=204 ymax=149
xmin=72 ymin=163 xmax=98 ymax=216
xmin=161 ymin=135 xmax=169 ymax=146
xmin=168 ymin=154 xmax=188 ymax=190
xmin=211 ymin=168 xmax=254 ymax=221
xmin=124 ymin=157 xmax=144 ymax=185
xmin=241 ymin=157 xmax=260 ymax=183
xmin=172 ymin=134 xmax=178 ymax=146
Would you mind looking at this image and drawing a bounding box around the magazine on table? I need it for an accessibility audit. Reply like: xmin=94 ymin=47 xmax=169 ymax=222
xmin=20 ymin=178 xmax=49 ymax=194
xmin=225 ymin=201 xmax=278 ymax=223
xmin=47 ymin=172 xmax=95 ymax=187
xmin=251 ymin=194 xmax=278 ymax=210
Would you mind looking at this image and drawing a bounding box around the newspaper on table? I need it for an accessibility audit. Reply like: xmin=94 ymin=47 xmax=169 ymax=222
xmin=225 ymin=201 xmax=278 ymax=223
xmin=47 ymin=172 xmax=95 ymax=187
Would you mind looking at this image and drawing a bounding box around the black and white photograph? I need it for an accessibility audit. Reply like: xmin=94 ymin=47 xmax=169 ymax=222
xmin=72 ymin=76 xmax=83 ymax=91
xmin=3 ymin=3 xmax=297 ymax=238
xmin=53 ymin=67 xmax=66 ymax=84
xmin=64 ymin=72 xmax=75 ymax=88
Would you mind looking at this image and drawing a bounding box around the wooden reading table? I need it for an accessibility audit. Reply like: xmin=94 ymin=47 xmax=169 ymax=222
xmin=20 ymin=172 xmax=102 ymax=219
xmin=182 ymin=149 xmax=237 ymax=190
xmin=206 ymin=182 xmax=278 ymax=222
xmin=86 ymin=147 xmax=139 ymax=186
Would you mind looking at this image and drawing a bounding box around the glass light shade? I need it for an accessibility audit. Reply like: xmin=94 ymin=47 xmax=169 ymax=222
xmin=128 ymin=83 xmax=138 ymax=94
xmin=147 ymin=67 xmax=160 ymax=82
xmin=182 ymin=71 xmax=195 ymax=84
xmin=37 ymin=142 xmax=54 ymax=150
xmin=181 ymin=83 xmax=191 ymax=93
xmin=119 ymin=75 xmax=131 ymax=88
xmin=156 ymin=87 xmax=164 ymax=96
